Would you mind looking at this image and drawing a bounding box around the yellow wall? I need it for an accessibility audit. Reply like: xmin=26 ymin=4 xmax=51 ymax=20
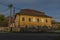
xmin=15 ymin=15 xmax=52 ymax=27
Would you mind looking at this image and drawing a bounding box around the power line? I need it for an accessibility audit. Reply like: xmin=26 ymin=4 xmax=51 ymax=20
xmin=0 ymin=1 xmax=20 ymax=10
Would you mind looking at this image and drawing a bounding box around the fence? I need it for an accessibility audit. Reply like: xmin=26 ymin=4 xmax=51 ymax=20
xmin=0 ymin=26 xmax=54 ymax=32
xmin=0 ymin=27 xmax=9 ymax=32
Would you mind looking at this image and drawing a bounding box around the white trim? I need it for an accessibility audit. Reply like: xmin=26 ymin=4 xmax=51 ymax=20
xmin=33 ymin=17 xmax=36 ymax=22
xmin=41 ymin=19 xmax=44 ymax=22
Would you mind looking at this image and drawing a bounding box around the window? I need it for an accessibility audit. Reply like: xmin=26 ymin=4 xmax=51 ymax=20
xmin=22 ymin=17 xmax=25 ymax=21
xmin=37 ymin=18 xmax=39 ymax=22
xmin=46 ymin=19 xmax=48 ymax=23
xmin=28 ymin=18 xmax=31 ymax=22
xmin=39 ymin=19 xmax=41 ymax=22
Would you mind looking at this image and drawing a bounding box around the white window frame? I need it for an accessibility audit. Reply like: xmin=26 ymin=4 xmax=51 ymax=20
xmin=41 ymin=19 xmax=44 ymax=22
xmin=33 ymin=17 xmax=36 ymax=22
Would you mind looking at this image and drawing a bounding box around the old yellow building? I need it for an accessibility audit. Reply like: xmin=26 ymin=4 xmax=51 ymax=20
xmin=15 ymin=9 xmax=52 ymax=28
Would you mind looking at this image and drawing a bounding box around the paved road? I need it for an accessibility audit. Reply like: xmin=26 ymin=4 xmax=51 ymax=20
xmin=0 ymin=33 xmax=60 ymax=40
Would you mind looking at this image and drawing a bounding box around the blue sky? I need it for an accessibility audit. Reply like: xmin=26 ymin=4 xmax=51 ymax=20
xmin=0 ymin=0 xmax=60 ymax=22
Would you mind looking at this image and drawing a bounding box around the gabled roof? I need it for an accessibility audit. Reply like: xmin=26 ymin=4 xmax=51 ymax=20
xmin=15 ymin=9 xmax=52 ymax=18
xmin=20 ymin=9 xmax=45 ymax=15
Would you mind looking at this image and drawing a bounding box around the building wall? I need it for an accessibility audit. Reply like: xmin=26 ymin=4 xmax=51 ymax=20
xmin=15 ymin=15 xmax=52 ymax=27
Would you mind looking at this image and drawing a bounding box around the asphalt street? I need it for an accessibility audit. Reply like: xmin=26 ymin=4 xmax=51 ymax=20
xmin=0 ymin=33 xmax=60 ymax=40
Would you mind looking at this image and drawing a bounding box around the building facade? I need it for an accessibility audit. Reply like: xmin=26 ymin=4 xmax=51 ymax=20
xmin=15 ymin=9 xmax=52 ymax=28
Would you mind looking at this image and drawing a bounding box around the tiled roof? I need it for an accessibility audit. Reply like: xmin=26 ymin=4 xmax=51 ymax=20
xmin=15 ymin=9 xmax=52 ymax=18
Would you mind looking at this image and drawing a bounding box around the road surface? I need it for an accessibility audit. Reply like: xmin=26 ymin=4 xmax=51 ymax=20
xmin=0 ymin=33 xmax=60 ymax=40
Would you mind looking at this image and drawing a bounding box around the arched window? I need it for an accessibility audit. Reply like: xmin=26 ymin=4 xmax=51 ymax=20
xmin=22 ymin=17 xmax=25 ymax=21
xmin=28 ymin=18 xmax=31 ymax=22
xmin=46 ymin=19 xmax=48 ymax=23
xmin=37 ymin=18 xmax=39 ymax=22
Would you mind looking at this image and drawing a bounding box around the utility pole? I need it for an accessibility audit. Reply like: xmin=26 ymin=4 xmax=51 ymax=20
xmin=8 ymin=4 xmax=13 ymax=32
xmin=13 ymin=7 xmax=15 ymax=27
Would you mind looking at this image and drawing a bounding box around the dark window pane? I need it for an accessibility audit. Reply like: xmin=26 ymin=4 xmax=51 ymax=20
xmin=22 ymin=17 xmax=25 ymax=21
xmin=46 ymin=19 xmax=48 ymax=22
xmin=28 ymin=18 xmax=31 ymax=22
xmin=37 ymin=18 xmax=39 ymax=22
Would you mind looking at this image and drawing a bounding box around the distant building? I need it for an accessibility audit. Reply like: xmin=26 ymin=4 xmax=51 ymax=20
xmin=15 ymin=9 xmax=52 ymax=28
xmin=52 ymin=21 xmax=60 ymax=30
xmin=0 ymin=21 xmax=8 ymax=27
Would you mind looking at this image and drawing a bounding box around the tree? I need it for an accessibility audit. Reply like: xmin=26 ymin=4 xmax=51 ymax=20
xmin=0 ymin=14 xmax=5 ymax=22
xmin=0 ymin=14 xmax=8 ymax=27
